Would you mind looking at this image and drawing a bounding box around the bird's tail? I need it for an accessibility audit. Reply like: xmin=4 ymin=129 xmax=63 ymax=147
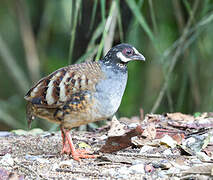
xmin=26 ymin=102 xmax=35 ymax=129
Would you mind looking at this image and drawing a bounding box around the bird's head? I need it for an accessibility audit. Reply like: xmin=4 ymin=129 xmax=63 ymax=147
xmin=102 ymin=43 xmax=145 ymax=69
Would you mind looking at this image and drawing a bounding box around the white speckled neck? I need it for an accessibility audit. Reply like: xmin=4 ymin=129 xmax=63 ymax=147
xmin=94 ymin=62 xmax=128 ymax=118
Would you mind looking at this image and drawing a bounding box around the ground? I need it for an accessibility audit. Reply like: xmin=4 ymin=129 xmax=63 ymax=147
xmin=0 ymin=113 xmax=213 ymax=179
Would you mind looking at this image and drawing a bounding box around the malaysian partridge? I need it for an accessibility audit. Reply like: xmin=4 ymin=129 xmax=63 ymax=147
xmin=24 ymin=43 xmax=145 ymax=161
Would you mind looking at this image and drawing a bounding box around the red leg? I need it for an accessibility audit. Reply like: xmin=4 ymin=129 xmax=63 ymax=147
xmin=60 ymin=126 xmax=97 ymax=161
xmin=61 ymin=129 xmax=72 ymax=154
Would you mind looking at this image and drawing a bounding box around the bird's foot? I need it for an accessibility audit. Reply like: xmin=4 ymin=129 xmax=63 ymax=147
xmin=72 ymin=149 xmax=97 ymax=161
xmin=61 ymin=142 xmax=97 ymax=161
xmin=61 ymin=142 xmax=72 ymax=155
xmin=60 ymin=126 xmax=97 ymax=161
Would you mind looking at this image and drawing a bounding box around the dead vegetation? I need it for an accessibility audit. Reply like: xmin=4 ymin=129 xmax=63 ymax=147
xmin=0 ymin=113 xmax=213 ymax=179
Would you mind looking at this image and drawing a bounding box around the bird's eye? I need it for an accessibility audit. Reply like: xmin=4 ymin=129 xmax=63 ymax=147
xmin=123 ymin=48 xmax=133 ymax=56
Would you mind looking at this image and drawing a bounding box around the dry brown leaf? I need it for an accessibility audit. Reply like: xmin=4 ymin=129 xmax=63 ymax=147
xmin=108 ymin=116 xmax=126 ymax=137
xmin=142 ymin=123 xmax=156 ymax=140
xmin=131 ymin=136 xmax=150 ymax=147
xmin=100 ymin=125 xmax=143 ymax=153
xmin=167 ymin=112 xmax=194 ymax=122
xmin=170 ymin=133 xmax=185 ymax=145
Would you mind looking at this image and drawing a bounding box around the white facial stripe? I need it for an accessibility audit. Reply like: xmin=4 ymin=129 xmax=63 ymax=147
xmin=133 ymin=47 xmax=145 ymax=60
xmin=133 ymin=47 xmax=140 ymax=55
xmin=116 ymin=52 xmax=131 ymax=62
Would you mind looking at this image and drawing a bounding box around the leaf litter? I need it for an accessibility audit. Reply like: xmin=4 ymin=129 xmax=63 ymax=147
xmin=0 ymin=112 xmax=212 ymax=179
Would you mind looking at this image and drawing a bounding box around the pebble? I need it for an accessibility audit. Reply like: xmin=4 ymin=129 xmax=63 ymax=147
xmin=102 ymin=168 xmax=116 ymax=176
xmin=117 ymin=166 xmax=130 ymax=175
xmin=0 ymin=131 xmax=12 ymax=137
xmin=163 ymin=149 xmax=172 ymax=155
xmin=144 ymin=164 xmax=154 ymax=173
xmin=52 ymin=163 xmax=59 ymax=171
xmin=158 ymin=171 xmax=168 ymax=178
xmin=107 ymin=164 xmax=146 ymax=179
xmin=139 ymin=145 xmax=154 ymax=154
xmin=59 ymin=160 xmax=74 ymax=168
xmin=25 ymin=154 xmax=49 ymax=164
xmin=25 ymin=154 xmax=41 ymax=161
xmin=166 ymin=167 xmax=181 ymax=174
xmin=129 ymin=164 xmax=145 ymax=174
xmin=132 ymin=160 xmax=144 ymax=165
xmin=36 ymin=158 xmax=50 ymax=164
xmin=159 ymin=160 xmax=172 ymax=169
xmin=0 ymin=154 xmax=14 ymax=166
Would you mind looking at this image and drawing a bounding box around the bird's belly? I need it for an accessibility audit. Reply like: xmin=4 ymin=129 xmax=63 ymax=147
xmin=96 ymin=93 xmax=123 ymax=117
xmin=93 ymin=79 xmax=127 ymax=118
xmin=62 ymin=100 xmax=107 ymax=128
xmin=62 ymin=91 xmax=124 ymax=129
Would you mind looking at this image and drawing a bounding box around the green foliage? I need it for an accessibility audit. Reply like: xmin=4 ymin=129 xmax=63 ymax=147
xmin=0 ymin=0 xmax=213 ymax=130
xmin=194 ymin=112 xmax=201 ymax=117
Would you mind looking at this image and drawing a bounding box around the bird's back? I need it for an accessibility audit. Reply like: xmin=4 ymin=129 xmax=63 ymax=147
xmin=24 ymin=61 xmax=106 ymax=128
xmin=25 ymin=61 xmax=104 ymax=107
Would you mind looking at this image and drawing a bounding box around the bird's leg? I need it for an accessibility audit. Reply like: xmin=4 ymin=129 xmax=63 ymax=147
xmin=60 ymin=126 xmax=97 ymax=161
xmin=61 ymin=127 xmax=72 ymax=154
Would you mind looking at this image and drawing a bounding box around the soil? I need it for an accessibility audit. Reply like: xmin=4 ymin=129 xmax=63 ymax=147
xmin=0 ymin=130 xmax=144 ymax=179
xmin=0 ymin=125 xmax=212 ymax=179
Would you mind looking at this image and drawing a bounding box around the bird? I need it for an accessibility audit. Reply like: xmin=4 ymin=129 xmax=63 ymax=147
xmin=24 ymin=43 xmax=145 ymax=161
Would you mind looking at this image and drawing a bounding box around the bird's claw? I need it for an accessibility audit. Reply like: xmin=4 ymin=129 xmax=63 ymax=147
xmin=61 ymin=147 xmax=97 ymax=161
xmin=72 ymin=149 xmax=97 ymax=161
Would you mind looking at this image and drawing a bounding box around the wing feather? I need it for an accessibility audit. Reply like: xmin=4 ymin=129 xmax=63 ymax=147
xmin=24 ymin=62 xmax=104 ymax=108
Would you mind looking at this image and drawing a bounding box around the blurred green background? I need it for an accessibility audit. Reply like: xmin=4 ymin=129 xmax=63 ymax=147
xmin=0 ymin=0 xmax=213 ymax=131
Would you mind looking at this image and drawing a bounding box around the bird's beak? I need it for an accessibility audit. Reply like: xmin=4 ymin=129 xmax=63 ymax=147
xmin=132 ymin=53 xmax=146 ymax=61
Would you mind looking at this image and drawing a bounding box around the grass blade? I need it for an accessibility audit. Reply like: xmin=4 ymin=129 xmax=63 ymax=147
xmin=148 ymin=0 xmax=158 ymax=34
xmin=100 ymin=0 xmax=106 ymax=22
xmin=125 ymin=0 xmax=154 ymax=42
xmin=116 ymin=0 xmax=124 ymax=42
xmin=89 ymin=0 xmax=98 ymax=32
xmin=68 ymin=0 xmax=82 ymax=64
xmin=95 ymin=0 xmax=117 ymax=60
xmin=0 ymin=35 xmax=30 ymax=93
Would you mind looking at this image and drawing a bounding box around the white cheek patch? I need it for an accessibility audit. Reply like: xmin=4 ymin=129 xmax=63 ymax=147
xmin=116 ymin=52 xmax=131 ymax=62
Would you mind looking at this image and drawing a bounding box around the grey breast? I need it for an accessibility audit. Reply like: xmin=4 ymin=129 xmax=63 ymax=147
xmin=94 ymin=63 xmax=128 ymax=118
